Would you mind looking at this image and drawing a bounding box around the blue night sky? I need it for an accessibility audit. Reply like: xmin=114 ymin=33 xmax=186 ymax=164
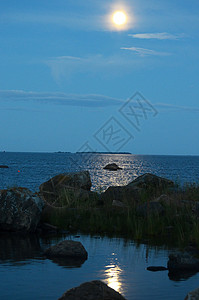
xmin=0 ymin=0 xmax=199 ymax=155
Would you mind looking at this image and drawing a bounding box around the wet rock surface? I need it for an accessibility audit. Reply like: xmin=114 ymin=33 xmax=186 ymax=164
xmin=58 ymin=280 xmax=126 ymax=300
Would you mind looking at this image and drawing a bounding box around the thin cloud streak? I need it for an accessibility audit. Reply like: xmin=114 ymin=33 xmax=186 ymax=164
xmin=0 ymin=90 xmax=123 ymax=107
xmin=1 ymin=90 xmax=199 ymax=113
xmin=155 ymin=103 xmax=199 ymax=113
xmin=128 ymin=32 xmax=183 ymax=40
xmin=121 ymin=47 xmax=171 ymax=56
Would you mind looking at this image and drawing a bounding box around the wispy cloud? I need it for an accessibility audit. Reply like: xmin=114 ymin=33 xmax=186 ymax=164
xmin=121 ymin=47 xmax=170 ymax=56
xmin=45 ymin=54 xmax=142 ymax=82
xmin=128 ymin=32 xmax=183 ymax=40
xmin=1 ymin=90 xmax=199 ymax=113
xmin=155 ymin=103 xmax=199 ymax=113
xmin=0 ymin=90 xmax=123 ymax=108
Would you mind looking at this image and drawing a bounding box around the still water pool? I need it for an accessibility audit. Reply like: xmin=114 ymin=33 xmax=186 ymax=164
xmin=0 ymin=233 xmax=198 ymax=300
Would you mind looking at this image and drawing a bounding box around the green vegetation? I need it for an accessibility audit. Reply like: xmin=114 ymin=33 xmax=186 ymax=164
xmin=41 ymin=182 xmax=199 ymax=248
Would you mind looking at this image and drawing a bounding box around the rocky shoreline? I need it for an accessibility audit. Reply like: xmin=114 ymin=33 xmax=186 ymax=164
xmin=0 ymin=169 xmax=199 ymax=299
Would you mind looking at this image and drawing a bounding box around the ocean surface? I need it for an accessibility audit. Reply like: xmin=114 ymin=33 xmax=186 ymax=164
xmin=0 ymin=152 xmax=199 ymax=192
xmin=0 ymin=152 xmax=199 ymax=299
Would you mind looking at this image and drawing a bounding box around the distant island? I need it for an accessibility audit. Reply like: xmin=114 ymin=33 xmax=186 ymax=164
xmin=54 ymin=151 xmax=72 ymax=153
xmin=54 ymin=151 xmax=132 ymax=154
xmin=76 ymin=151 xmax=132 ymax=154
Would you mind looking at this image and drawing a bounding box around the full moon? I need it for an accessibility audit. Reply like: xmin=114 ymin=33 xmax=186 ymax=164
xmin=112 ymin=11 xmax=127 ymax=26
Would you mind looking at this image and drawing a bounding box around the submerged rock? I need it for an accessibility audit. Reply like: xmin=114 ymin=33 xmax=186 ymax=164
xmin=58 ymin=280 xmax=126 ymax=300
xmin=103 ymin=163 xmax=122 ymax=171
xmin=44 ymin=240 xmax=88 ymax=260
xmin=0 ymin=188 xmax=44 ymax=232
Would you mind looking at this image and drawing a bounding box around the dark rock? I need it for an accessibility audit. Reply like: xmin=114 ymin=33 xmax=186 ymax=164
xmin=44 ymin=240 xmax=88 ymax=260
xmin=40 ymin=170 xmax=92 ymax=192
xmin=167 ymin=252 xmax=199 ymax=273
xmin=39 ymin=171 xmax=94 ymax=204
xmin=184 ymin=287 xmax=199 ymax=300
xmin=100 ymin=185 xmax=140 ymax=205
xmin=0 ymin=188 xmax=44 ymax=232
xmin=0 ymin=165 xmax=8 ymax=168
xmin=103 ymin=163 xmax=122 ymax=171
xmin=41 ymin=186 xmax=99 ymax=208
xmin=147 ymin=266 xmax=168 ymax=272
xmin=58 ymin=280 xmax=126 ymax=300
xmin=136 ymin=201 xmax=164 ymax=217
xmin=128 ymin=173 xmax=174 ymax=194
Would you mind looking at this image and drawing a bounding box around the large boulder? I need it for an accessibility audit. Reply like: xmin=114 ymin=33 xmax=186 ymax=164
xmin=100 ymin=173 xmax=175 ymax=206
xmin=58 ymin=280 xmax=126 ymax=300
xmin=127 ymin=173 xmax=174 ymax=194
xmin=39 ymin=171 xmax=92 ymax=204
xmin=0 ymin=188 xmax=44 ymax=232
xmin=44 ymin=240 xmax=88 ymax=260
xmin=103 ymin=163 xmax=122 ymax=171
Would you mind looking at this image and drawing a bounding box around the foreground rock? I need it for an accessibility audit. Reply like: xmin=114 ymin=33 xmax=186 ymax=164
xmin=168 ymin=252 xmax=199 ymax=272
xmin=39 ymin=171 xmax=93 ymax=204
xmin=0 ymin=165 xmax=8 ymax=168
xmin=58 ymin=280 xmax=126 ymax=300
xmin=44 ymin=240 xmax=88 ymax=260
xmin=100 ymin=173 xmax=175 ymax=205
xmin=100 ymin=185 xmax=140 ymax=206
xmin=103 ymin=163 xmax=122 ymax=171
xmin=128 ymin=173 xmax=174 ymax=194
xmin=0 ymin=188 xmax=44 ymax=232
xmin=185 ymin=287 xmax=199 ymax=300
